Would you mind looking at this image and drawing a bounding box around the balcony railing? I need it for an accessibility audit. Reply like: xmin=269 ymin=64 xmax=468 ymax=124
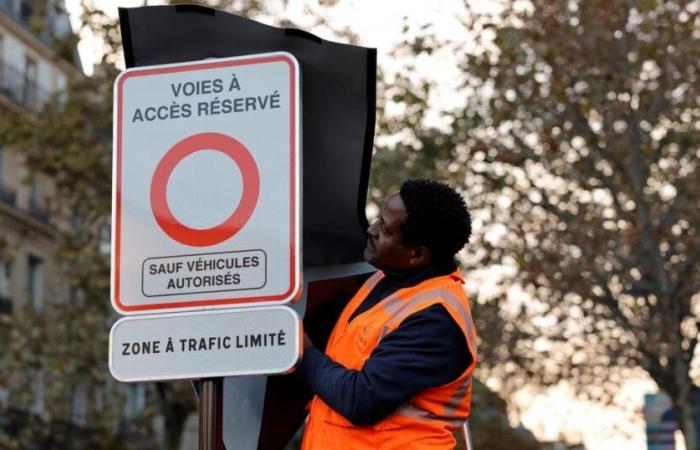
xmin=0 ymin=59 xmax=50 ymax=112
xmin=28 ymin=202 xmax=50 ymax=224
xmin=0 ymin=1 xmax=73 ymax=48
xmin=0 ymin=183 xmax=16 ymax=206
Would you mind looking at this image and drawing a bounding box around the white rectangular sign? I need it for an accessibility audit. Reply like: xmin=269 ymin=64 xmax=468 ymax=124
xmin=111 ymin=52 xmax=301 ymax=315
xmin=108 ymin=306 xmax=302 ymax=382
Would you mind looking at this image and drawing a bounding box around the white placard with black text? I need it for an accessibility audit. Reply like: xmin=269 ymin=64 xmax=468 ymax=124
xmin=109 ymin=306 xmax=302 ymax=382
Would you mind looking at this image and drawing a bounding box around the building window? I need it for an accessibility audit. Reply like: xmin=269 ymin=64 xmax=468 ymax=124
xmin=0 ymin=145 xmax=16 ymax=207
xmin=19 ymin=0 xmax=33 ymax=25
xmin=26 ymin=175 xmax=49 ymax=222
xmin=32 ymin=370 xmax=45 ymax=415
xmin=29 ymin=175 xmax=39 ymax=210
xmin=0 ymin=261 xmax=8 ymax=296
xmin=94 ymin=386 xmax=104 ymax=412
xmin=0 ymin=32 xmax=4 ymax=83
xmin=0 ymin=0 xmax=21 ymax=17
xmin=23 ymin=56 xmax=37 ymax=110
xmin=70 ymin=384 xmax=88 ymax=425
xmin=0 ymin=260 xmax=10 ymax=314
xmin=70 ymin=286 xmax=86 ymax=306
xmin=0 ymin=145 xmax=4 ymax=186
xmin=124 ymin=384 xmax=145 ymax=419
xmin=27 ymin=255 xmax=42 ymax=310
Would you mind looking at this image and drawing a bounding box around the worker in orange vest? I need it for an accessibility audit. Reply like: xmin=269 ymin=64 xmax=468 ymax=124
xmin=298 ymin=179 xmax=478 ymax=450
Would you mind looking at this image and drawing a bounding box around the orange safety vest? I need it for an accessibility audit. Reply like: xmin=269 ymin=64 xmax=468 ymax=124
xmin=301 ymin=270 xmax=478 ymax=450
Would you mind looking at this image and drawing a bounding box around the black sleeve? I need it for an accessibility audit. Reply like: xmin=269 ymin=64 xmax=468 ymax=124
xmin=298 ymin=304 xmax=472 ymax=426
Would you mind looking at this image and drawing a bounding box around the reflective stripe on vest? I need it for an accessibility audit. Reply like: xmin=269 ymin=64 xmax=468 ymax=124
xmin=379 ymin=287 xmax=478 ymax=354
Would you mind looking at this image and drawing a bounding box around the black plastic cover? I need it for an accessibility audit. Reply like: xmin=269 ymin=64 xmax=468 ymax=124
xmin=119 ymin=4 xmax=375 ymax=268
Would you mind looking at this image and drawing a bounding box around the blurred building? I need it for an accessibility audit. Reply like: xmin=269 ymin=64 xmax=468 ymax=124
xmin=0 ymin=0 xmax=82 ymax=421
xmin=0 ymin=2 xmax=156 ymax=446
xmin=0 ymin=0 xmax=76 ymax=305
xmin=0 ymin=0 xmax=143 ymax=436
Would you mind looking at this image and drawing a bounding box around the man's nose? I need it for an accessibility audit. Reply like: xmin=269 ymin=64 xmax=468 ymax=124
xmin=367 ymin=220 xmax=379 ymax=236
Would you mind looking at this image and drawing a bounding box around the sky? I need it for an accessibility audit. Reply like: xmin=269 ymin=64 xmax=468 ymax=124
xmin=66 ymin=0 xmax=467 ymax=74
xmin=63 ymin=1 xmax=675 ymax=449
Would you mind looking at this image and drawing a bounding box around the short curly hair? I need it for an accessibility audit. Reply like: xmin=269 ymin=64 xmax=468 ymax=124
xmin=399 ymin=179 xmax=471 ymax=262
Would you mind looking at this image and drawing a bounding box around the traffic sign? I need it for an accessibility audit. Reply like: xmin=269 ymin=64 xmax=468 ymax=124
xmin=109 ymin=306 xmax=301 ymax=382
xmin=111 ymin=52 xmax=300 ymax=314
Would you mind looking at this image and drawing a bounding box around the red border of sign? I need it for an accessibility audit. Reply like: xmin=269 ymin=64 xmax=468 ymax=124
xmin=150 ymin=132 xmax=260 ymax=247
xmin=113 ymin=54 xmax=299 ymax=313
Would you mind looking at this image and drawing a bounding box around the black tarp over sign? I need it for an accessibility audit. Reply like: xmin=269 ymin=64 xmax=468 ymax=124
xmin=119 ymin=4 xmax=375 ymax=268
xmin=118 ymin=5 xmax=377 ymax=449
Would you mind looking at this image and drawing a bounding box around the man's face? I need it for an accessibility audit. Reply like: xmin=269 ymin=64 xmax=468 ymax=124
xmin=363 ymin=192 xmax=417 ymax=271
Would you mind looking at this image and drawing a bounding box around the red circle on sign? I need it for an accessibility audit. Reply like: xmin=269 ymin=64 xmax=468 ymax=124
xmin=150 ymin=132 xmax=259 ymax=247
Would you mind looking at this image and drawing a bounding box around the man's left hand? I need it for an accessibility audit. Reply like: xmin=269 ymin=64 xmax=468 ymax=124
xmin=303 ymin=332 xmax=314 ymax=349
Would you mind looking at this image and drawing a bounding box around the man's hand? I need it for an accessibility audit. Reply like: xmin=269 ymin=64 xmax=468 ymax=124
xmin=303 ymin=332 xmax=315 ymax=349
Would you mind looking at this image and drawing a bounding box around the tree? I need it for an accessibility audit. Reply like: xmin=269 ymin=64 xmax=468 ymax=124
xmin=0 ymin=1 xmax=133 ymax=447
xmin=0 ymin=1 xmax=196 ymax=447
xmin=375 ymin=0 xmax=699 ymax=447
xmin=0 ymin=20 xmax=152 ymax=449
xmin=0 ymin=1 xmax=332 ymax=448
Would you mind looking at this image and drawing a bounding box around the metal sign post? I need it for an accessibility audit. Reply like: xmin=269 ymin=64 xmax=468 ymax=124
xmin=462 ymin=419 xmax=474 ymax=450
xmin=200 ymin=378 xmax=224 ymax=450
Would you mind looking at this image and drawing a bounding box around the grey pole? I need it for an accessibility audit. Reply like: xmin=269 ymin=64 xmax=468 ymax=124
xmin=199 ymin=378 xmax=224 ymax=450
xmin=462 ymin=419 xmax=474 ymax=450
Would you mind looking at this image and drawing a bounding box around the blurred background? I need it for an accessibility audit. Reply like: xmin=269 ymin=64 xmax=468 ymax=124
xmin=0 ymin=0 xmax=698 ymax=449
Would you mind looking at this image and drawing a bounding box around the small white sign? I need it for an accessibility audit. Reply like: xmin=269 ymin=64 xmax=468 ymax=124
xmin=142 ymin=250 xmax=267 ymax=297
xmin=108 ymin=306 xmax=302 ymax=382
xmin=111 ymin=52 xmax=301 ymax=315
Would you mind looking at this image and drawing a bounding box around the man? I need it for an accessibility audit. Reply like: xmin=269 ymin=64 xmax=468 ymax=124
xmin=299 ymin=179 xmax=477 ymax=450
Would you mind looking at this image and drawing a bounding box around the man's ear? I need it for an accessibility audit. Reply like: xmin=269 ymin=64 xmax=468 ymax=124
xmin=409 ymin=246 xmax=431 ymax=266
